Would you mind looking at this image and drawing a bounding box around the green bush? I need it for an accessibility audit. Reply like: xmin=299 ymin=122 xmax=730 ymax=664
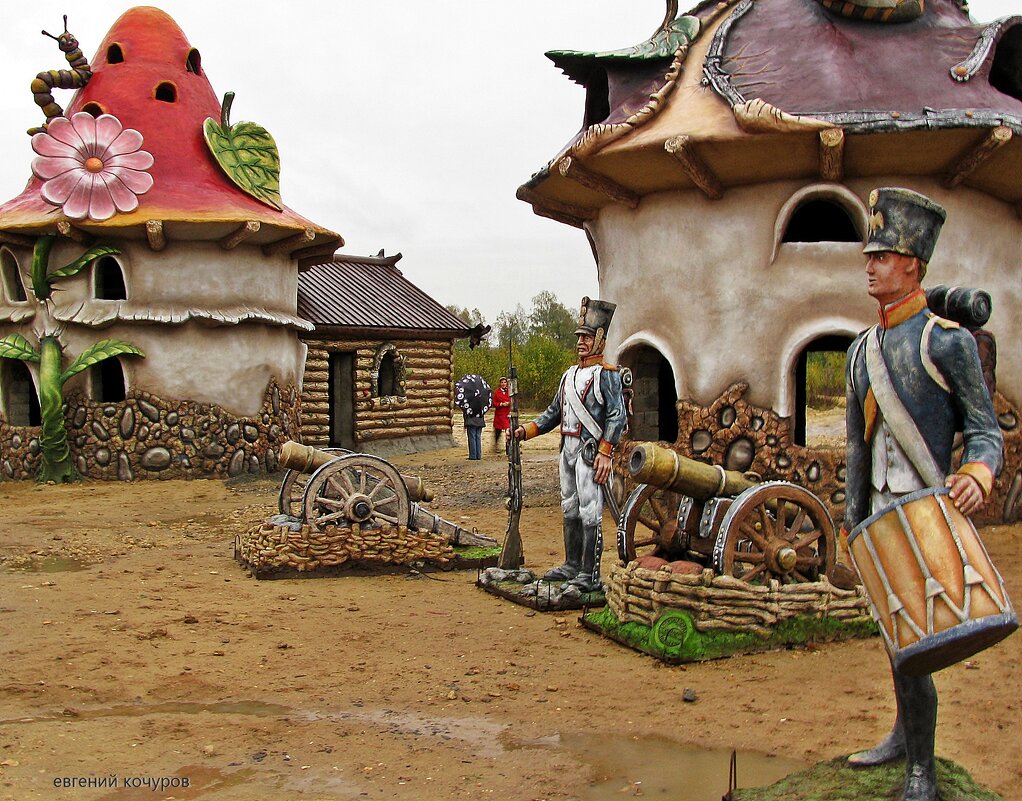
xmin=806 ymin=351 xmax=846 ymax=409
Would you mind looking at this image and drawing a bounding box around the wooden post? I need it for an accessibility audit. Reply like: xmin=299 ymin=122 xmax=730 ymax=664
xmin=262 ymin=228 xmax=315 ymax=257
xmin=145 ymin=219 xmax=166 ymax=251
xmin=818 ymin=128 xmax=845 ymax=182
xmin=56 ymin=221 xmax=93 ymax=246
xmin=942 ymin=126 xmax=1013 ymax=189
xmin=556 ymin=156 xmax=640 ymax=209
xmin=220 ymin=220 xmax=260 ymax=250
xmin=664 ymin=136 xmax=723 ymax=200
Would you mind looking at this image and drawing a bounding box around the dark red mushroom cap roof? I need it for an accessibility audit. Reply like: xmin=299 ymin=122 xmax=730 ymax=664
xmin=0 ymin=5 xmax=340 ymax=247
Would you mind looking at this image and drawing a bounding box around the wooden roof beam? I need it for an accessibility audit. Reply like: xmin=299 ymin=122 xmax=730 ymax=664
xmin=664 ymin=136 xmax=723 ymax=200
xmin=145 ymin=219 xmax=166 ymax=251
xmin=220 ymin=220 xmax=260 ymax=250
xmin=262 ymin=228 xmax=315 ymax=257
xmin=0 ymin=231 xmax=36 ymax=249
xmin=942 ymin=126 xmax=1013 ymax=189
xmin=57 ymin=220 xmax=94 ymax=246
xmin=819 ymin=128 xmax=845 ymax=182
xmin=516 ymin=187 xmax=597 ymax=228
xmin=557 ymin=156 xmax=640 ymax=209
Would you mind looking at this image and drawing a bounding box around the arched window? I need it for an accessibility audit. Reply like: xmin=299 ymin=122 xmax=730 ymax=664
xmin=81 ymin=102 xmax=106 ymax=117
xmin=186 ymin=48 xmax=202 ymax=74
xmin=990 ymin=24 xmax=1022 ymax=102
xmin=583 ymin=68 xmax=611 ymax=129
xmin=91 ymin=358 xmax=126 ymax=403
xmin=94 ymin=255 xmax=127 ymax=300
xmin=619 ymin=344 xmax=678 ymax=442
xmin=1 ymin=248 xmax=27 ymax=303
xmin=107 ymin=43 xmax=125 ymax=64
xmin=0 ymin=360 xmax=40 ymax=426
xmin=154 ymin=82 xmax=177 ymax=103
xmin=793 ymin=335 xmax=853 ymax=447
xmin=782 ymin=198 xmax=860 ymax=243
xmin=370 ymin=343 xmax=406 ymax=400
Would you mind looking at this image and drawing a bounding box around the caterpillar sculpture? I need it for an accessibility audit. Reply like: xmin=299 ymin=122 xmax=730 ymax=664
xmin=28 ymin=15 xmax=92 ymax=135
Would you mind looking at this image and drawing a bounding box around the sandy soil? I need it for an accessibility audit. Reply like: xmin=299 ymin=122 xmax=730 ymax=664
xmin=1 ymin=421 xmax=1020 ymax=801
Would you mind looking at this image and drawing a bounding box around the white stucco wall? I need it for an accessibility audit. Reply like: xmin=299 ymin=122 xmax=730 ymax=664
xmin=0 ymin=237 xmax=304 ymax=417
xmin=593 ymin=177 xmax=1022 ymax=415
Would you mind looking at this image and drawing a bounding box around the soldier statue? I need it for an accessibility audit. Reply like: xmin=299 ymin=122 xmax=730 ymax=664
xmin=514 ymin=297 xmax=627 ymax=593
xmin=843 ymin=188 xmax=1003 ymax=801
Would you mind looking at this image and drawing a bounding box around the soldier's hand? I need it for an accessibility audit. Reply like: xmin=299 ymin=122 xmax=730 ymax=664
xmin=946 ymin=473 xmax=983 ymax=515
xmin=513 ymin=426 xmax=526 ymax=441
xmin=594 ymin=453 xmax=612 ymax=485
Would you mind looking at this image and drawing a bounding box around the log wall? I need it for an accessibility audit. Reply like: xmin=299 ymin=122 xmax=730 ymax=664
xmin=300 ymin=336 xmax=455 ymax=448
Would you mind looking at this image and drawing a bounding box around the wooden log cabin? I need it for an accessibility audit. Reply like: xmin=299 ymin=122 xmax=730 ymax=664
xmin=297 ymin=252 xmax=472 ymax=457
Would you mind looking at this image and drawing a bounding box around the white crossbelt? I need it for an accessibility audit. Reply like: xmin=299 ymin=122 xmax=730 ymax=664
xmin=563 ymin=366 xmax=603 ymax=442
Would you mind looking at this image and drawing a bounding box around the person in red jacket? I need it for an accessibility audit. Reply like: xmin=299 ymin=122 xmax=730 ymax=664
xmin=491 ymin=376 xmax=512 ymax=454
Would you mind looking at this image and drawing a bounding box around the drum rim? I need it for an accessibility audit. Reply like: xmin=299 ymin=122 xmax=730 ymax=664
xmin=893 ymin=610 xmax=1019 ymax=676
xmin=847 ymin=485 xmax=951 ymax=546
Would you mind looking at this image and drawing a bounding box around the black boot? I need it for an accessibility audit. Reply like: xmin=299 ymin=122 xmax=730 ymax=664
xmin=544 ymin=518 xmax=583 ymax=581
xmin=567 ymin=523 xmax=604 ymax=592
xmin=847 ymin=715 xmax=905 ymax=767
xmin=897 ymin=672 xmax=938 ymax=801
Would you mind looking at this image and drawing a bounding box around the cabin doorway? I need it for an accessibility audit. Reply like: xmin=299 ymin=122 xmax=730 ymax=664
xmin=621 ymin=345 xmax=678 ymax=443
xmin=328 ymin=351 xmax=356 ymax=449
xmin=793 ymin=335 xmax=853 ymax=448
xmin=0 ymin=359 xmax=41 ymax=426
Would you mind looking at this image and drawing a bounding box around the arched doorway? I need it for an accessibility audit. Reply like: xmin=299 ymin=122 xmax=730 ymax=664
xmin=620 ymin=344 xmax=678 ymax=442
xmin=793 ymin=335 xmax=853 ymax=448
xmin=0 ymin=360 xmax=41 ymax=426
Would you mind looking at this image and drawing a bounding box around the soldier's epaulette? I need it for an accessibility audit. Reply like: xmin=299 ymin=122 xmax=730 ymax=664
xmin=601 ymin=362 xmax=619 ymax=371
xmin=932 ymin=315 xmax=959 ymax=330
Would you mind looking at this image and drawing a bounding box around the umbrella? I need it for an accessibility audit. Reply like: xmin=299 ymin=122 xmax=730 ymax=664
xmin=454 ymin=374 xmax=492 ymax=416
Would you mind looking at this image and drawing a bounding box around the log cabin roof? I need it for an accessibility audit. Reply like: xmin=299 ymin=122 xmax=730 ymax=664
xmin=518 ymin=0 xmax=1022 ymax=222
xmin=298 ymin=253 xmax=471 ymax=336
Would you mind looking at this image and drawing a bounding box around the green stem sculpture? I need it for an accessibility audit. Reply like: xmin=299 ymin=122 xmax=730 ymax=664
xmin=0 ymin=236 xmax=144 ymax=483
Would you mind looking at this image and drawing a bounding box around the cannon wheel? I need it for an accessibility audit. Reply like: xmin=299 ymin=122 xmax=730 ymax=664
xmin=712 ymin=481 xmax=835 ymax=584
xmin=303 ymin=454 xmax=411 ymax=530
xmin=277 ymin=447 xmax=350 ymax=516
xmin=617 ymin=483 xmax=683 ymax=563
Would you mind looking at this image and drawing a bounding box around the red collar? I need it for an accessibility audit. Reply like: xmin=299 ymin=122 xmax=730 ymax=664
xmin=878 ymin=289 xmax=927 ymax=329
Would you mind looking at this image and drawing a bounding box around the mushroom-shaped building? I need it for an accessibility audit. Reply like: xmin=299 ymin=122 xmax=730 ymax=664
xmin=0 ymin=7 xmax=342 ymax=480
xmin=518 ymin=0 xmax=1022 ymax=523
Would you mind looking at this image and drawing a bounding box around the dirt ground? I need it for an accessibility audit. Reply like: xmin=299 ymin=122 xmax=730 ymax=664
xmin=1 ymin=419 xmax=1021 ymax=801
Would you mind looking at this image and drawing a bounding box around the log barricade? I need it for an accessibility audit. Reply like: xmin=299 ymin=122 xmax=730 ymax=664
xmin=605 ymin=562 xmax=872 ymax=638
xmin=236 ymin=520 xmax=455 ymax=575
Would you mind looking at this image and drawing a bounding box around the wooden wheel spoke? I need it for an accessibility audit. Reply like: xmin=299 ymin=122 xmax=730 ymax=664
xmin=791 ymin=569 xmax=811 ymax=582
xmin=649 ymin=498 xmax=670 ymax=526
xmin=374 ymin=512 xmax=400 ymax=524
xmin=638 ymin=513 xmax=662 ymax=532
xmin=314 ymin=510 xmax=348 ymax=525
xmin=373 ymin=495 xmax=398 ymax=509
xmin=774 ymin=498 xmax=787 ymax=539
xmin=793 ymin=529 xmax=823 ymax=551
xmin=329 ymin=474 xmax=354 ymax=500
xmin=366 ymin=479 xmax=389 ymax=500
xmin=634 ymin=534 xmax=659 ymax=549
xmin=316 ymin=496 xmax=345 ymax=511
xmin=731 ymin=550 xmax=764 ymax=564
xmin=786 ymin=508 xmax=807 ymax=539
xmin=739 ymin=563 xmax=767 ymax=582
xmin=739 ymin=521 xmax=770 ymax=551
xmin=795 ymin=554 xmax=822 ymax=566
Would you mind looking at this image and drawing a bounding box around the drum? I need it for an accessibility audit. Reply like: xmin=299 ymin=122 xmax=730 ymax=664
xmin=848 ymin=486 xmax=1018 ymax=676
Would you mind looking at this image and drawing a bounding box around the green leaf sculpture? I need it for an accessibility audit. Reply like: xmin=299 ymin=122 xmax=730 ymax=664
xmin=48 ymin=244 xmax=121 ymax=282
xmin=60 ymin=339 xmax=145 ymax=384
xmin=0 ymin=333 xmax=41 ymax=363
xmin=203 ymin=91 xmax=284 ymax=211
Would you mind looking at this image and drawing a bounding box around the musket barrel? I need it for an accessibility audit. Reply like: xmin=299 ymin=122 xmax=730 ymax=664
xmin=628 ymin=441 xmax=757 ymax=500
xmin=278 ymin=441 xmax=433 ymax=502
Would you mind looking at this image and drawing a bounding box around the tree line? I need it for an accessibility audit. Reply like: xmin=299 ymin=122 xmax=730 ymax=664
xmin=448 ymin=291 xmax=577 ymax=410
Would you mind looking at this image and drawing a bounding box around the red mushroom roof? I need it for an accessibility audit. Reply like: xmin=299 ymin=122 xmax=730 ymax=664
xmin=0 ymin=6 xmax=341 ymax=252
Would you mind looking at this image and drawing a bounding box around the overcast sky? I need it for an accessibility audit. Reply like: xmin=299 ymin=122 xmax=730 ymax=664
xmin=0 ymin=1 xmax=1018 ymax=326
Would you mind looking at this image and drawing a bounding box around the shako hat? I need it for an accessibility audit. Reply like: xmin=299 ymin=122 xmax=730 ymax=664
xmin=575 ymin=296 xmax=616 ymax=337
xmin=864 ymin=187 xmax=947 ymax=264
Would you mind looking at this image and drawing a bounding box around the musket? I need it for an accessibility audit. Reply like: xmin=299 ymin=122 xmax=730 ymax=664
xmin=497 ymin=331 xmax=524 ymax=569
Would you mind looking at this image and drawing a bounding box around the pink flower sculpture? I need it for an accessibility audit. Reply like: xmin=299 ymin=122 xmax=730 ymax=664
xmin=31 ymin=112 xmax=154 ymax=222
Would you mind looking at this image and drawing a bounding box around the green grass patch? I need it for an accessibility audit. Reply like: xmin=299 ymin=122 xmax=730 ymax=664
xmin=732 ymin=756 xmax=1002 ymax=801
xmin=584 ymin=607 xmax=877 ymax=663
xmin=453 ymin=545 xmax=502 ymax=560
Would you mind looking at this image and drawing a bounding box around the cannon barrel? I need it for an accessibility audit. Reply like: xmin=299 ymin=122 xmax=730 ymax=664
xmin=279 ymin=441 xmax=433 ymax=502
xmin=628 ymin=441 xmax=758 ymax=500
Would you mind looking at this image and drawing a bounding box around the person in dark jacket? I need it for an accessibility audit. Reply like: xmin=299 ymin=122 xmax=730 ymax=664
xmin=843 ymin=187 xmax=1002 ymax=801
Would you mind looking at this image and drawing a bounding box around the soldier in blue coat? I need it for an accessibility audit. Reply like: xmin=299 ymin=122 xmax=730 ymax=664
xmin=844 ymin=188 xmax=1003 ymax=801
xmin=514 ymin=297 xmax=627 ymax=593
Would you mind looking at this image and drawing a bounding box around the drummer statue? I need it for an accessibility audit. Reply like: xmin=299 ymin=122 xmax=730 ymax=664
xmin=843 ymin=188 xmax=1003 ymax=800
xmin=514 ymin=297 xmax=627 ymax=593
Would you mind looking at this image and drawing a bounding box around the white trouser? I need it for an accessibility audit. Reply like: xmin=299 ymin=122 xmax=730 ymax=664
xmin=559 ymin=436 xmax=603 ymax=527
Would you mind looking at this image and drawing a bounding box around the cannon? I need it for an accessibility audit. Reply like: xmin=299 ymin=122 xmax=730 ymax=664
xmin=277 ymin=441 xmax=495 ymax=547
xmin=617 ymin=442 xmax=836 ymax=585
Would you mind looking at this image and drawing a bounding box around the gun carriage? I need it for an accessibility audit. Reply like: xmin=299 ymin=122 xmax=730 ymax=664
xmin=619 ymin=442 xmax=837 ymax=585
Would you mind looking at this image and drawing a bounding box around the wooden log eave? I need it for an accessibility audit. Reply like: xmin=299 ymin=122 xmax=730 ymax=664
xmin=219 ymin=221 xmax=260 ymax=250
xmin=556 ymin=156 xmax=641 ymax=209
xmin=941 ymin=125 xmax=1013 ymax=189
xmin=145 ymin=219 xmax=166 ymax=252
xmin=664 ymin=136 xmax=724 ymax=200
xmin=262 ymin=227 xmax=315 ymax=257
xmin=56 ymin=220 xmax=94 ymax=246
xmin=818 ymin=128 xmax=845 ymax=183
